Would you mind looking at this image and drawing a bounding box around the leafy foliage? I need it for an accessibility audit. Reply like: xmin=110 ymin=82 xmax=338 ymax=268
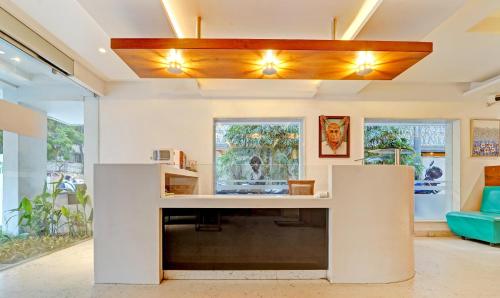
xmin=6 ymin=179 xmax=93 ymax=238
xmin=216 ymin=123 xmax=300 ymax=181
xmin=47 ymin=118 xmax=83 ymax=162
xmin=364 ymin=126 xmax=424 ymax=179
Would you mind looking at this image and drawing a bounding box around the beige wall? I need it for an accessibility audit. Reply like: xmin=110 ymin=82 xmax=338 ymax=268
xmin=99 ymin=94 xmax=500 ymax=212
xmin=0 ymin=99 xmax=46 ymax=138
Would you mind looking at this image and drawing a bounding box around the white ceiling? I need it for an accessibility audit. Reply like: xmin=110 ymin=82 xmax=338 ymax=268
xmin=3 ymin=0 xmax=500 ymax=99
xmin=183 ymin=0 xmax=364 ymax=39
xmin=77 ymin=0 xmax=175 ymax=38
xmin=356 ymin=0 xmax=466 ymax=41
xmin=399 ymin=0 xmax=500 ymax=83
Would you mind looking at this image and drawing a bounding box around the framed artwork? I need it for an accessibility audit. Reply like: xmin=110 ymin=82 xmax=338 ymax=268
xmin=319 ymin=115 xmax=350 ymax=158
xmin=470 ymin=119 xmax=500 ymax=157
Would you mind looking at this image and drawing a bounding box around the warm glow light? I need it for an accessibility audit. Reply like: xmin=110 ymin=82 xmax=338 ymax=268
xmin=161 ymin=0 xmax=184 ymax=38
xmin=355 ymin=51 xmax=375 ymax=76
xmin=10 ymin=57 xmax=20 ymax=63
xmin=342 ymin=0 xmax=383 ymax=40
xmin=166 ymin=48 xmax=184 ymax=74
xmin=98 ymin=48 xmax=106 ymax=54
xmin=262 ymin=50 xmax=278 ymax=75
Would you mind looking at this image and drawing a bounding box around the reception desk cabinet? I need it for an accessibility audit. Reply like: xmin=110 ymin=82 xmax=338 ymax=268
xmin=94 ymin=164 xmax=414 ymax=284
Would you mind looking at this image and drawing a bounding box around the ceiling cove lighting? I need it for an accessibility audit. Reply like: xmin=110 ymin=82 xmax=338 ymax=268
xmin=166 ymin=48 xmax=184 ymax=74
xmin=111 ymin=38 xmax=432 ymax=80
xmin=161 ymin=0 xmax=184 ymax=38
xmin=262 ymin=50 xmax=278 ymax=75
xmin=342 ymin=0 xmax=383 ymax=40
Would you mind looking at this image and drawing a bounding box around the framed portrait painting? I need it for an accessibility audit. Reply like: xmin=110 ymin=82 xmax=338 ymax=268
xmin=470 ymin=119 xmax=500 ymax=157
xmin=319 ymin=115 xmax=350 ymax=158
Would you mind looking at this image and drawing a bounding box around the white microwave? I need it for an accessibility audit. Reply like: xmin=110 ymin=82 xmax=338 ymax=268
xmin=152 ymin=149 xmax=186 ymax=168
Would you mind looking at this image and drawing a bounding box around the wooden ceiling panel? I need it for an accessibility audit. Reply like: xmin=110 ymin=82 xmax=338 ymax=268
xmin=111 ymin=38 xmax=432 ymax=80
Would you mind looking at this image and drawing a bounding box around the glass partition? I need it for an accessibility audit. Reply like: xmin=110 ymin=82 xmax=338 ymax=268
xmin=0 ymin=36 xmax=97 ymax=269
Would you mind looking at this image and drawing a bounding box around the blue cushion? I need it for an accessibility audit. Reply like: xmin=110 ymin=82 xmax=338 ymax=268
xmin=446 ymin=186 xmax=500 ymax=244
xmin=446 ymin=211 xmax=500 ymax=244
xmin=481 ymin=186 xmax=500 ymax=213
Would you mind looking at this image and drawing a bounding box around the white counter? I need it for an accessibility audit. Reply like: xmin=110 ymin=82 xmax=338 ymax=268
xmin=94 ymin=164 xmax=415 ymax=285
xmin=159 ymin=195 xmax=332 ymax=208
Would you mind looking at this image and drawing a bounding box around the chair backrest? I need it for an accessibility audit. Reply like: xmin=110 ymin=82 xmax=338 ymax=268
xmin=288 ymin=180 xmax=315 ymax=195
xmin=481 ymin=186 xmax=500 ymax=213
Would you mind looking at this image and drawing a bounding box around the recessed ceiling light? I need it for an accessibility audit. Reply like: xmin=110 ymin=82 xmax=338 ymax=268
xmin=98 ymin=48 xmax=106 ymax=54
xmin=10 ymin=57 xmax=21 ymax=63
xmin=166 ymin=48 xmax=183 ymax=74
xmin=355 ymin=51 xmax=375 ymax=76
xmin=0 ymin=50 xmax=5 ymax=55
xmin=262 ymin=50 xmax=278 ymax=75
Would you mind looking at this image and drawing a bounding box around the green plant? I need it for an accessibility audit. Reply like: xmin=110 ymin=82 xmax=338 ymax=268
xmin=76 ymin=185 xmax=91 ymax=236
xmin=364 ymin=126 xmax=424 ymax=179
xmin=6 ymin=178 xmax=93 ymax=237
xmin=60 ymin=186 xmax=92 ymax=237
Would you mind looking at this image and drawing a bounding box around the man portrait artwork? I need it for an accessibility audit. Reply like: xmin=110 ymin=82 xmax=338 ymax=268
xmin=319 ymin=115 xmax=350 ymax=158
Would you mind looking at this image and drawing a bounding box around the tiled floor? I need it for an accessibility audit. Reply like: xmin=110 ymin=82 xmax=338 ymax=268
xmin=0 ymin=238 xmax=499 ymax=298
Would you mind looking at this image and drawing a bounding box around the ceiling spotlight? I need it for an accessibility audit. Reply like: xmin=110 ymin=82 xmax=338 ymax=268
xmin=98 ymin=48 xmax=107 ymax=54
xmin=10 ymin=57 xmax=21 ymax=63
xmin=166 ymin=49 xmax=183 ymax=74
xmin=355 ymin=51 xmax=374 ymax=76
xmin=0 ymin=50 xmax=5 ymax=55
xmin=262 ymin=49 xmax=278 ymax=75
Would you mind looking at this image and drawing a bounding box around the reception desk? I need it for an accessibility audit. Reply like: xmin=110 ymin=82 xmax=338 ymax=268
xmin=94 ymin=164 xmax=414 ymax=284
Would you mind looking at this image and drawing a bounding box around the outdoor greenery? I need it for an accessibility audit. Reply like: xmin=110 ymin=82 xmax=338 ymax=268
xmin=364 ymin=126 xmax=424 ymax=179
xmin=0 ymin=179 xmax=92 ymax=265
xmin=47 ymin=118 xmax=83 ymax=167
xmin=216 ymin=123 xmax=300 ymax=181
xmin=6 ymin=178 xmax=92 ymax=237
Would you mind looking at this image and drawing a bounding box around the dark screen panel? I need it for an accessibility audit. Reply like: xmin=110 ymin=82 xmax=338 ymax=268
xmin=163 ymin=208 xmax=328 ymax=270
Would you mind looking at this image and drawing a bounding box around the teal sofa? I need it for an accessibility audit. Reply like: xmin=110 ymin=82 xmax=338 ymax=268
xmin=446 ymin=186 xmax=500 ymax=245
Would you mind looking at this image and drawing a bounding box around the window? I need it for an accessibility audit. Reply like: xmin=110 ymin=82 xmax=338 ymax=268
xmin=364 ymin=119 xmax=457 ymax=220
xmin=214 ymin=119 xmax=303 ymax=194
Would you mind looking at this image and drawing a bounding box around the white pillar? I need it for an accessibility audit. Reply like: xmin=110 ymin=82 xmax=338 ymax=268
xmin=84 ymin=95 xmax=99 ymax=206
xmin=2 ymin=131 xmax=19 ymax=234
xmin=1 ymin=108 xmax=47 ymax=235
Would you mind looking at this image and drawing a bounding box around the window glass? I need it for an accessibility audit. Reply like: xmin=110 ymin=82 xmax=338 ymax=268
xmin=215 ymin=119 xmax=302 ymax=194
xmin=364 ymin=120 xmax=454 ymax=220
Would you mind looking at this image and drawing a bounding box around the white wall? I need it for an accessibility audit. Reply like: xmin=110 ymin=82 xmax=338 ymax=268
xmin=99 ymin=88 xmax=500 ymax=213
